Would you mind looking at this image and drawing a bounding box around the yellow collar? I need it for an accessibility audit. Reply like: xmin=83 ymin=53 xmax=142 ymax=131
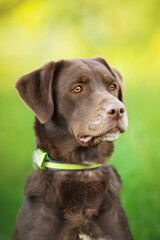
xmin=33 ymin=149 xmax=103 ymax=171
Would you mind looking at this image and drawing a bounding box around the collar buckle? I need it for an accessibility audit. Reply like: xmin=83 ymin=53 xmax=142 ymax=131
xmin=33 ymin=149 xmax=49 ymax=169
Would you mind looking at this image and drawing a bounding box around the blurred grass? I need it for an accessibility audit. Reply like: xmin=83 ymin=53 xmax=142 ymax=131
xmin=0 ymin=0 xmax=160 ymax=239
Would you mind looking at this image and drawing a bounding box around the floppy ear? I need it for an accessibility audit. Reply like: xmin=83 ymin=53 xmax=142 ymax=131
xmin=15 ymin=61 xmax=55 ymax=124
xmin=111 ymin=67 xmax=124 ymax=102
xmin=92 ymin=57 xmax=124 ymax=102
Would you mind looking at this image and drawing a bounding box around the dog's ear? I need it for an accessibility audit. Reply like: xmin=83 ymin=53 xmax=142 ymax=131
xmin=92 ymin=57 xmax=124 ymax=102
xmin=111 ymin=67 xmax=124 ymax=102
xmin=15 ymin=61 xmax=56 ymax=124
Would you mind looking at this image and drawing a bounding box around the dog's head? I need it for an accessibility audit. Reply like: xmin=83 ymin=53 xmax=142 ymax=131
xmin=16 ymin=57 xmax=128 ymax=147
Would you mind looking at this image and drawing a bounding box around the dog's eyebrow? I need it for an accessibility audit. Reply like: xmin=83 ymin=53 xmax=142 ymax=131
xmin=95 ymin=67 xmax=116 ymax=83
xmin=71 ymin=74 xmax=90 ymax=84
xmin=108 ymin=77 xmax=117 ymax=83
xmin=101 ymin=73 xmax=117 ymax=83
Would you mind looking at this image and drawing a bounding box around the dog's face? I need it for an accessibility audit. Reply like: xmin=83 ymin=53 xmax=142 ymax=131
xmin=16 ymin=57 xmax=128 ymax=147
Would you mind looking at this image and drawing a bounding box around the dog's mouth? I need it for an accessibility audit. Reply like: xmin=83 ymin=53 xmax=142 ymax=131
xmin=78 ymin=126 xmax=121 ymax=146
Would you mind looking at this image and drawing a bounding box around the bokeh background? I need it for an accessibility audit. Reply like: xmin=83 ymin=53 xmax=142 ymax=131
xmin=0 ymin=0 xmax=160 ymax=239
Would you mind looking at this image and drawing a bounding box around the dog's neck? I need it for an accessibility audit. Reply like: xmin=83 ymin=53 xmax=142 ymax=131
xmin=34 ymin=118 xmax=114 ymax=164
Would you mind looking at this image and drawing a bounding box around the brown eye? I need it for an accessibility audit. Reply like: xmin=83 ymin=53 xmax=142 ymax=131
xmin=73 ymin=85 xmax=83 ymax=93
xmin=110 ymin=84 xmax=116 ymax=91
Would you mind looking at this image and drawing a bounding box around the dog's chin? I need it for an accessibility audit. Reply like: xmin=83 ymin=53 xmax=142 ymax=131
xmin=77 ymin=127 xmax=122 ymax=147
xmin=95 ymin=130 xmax=120 ymax=143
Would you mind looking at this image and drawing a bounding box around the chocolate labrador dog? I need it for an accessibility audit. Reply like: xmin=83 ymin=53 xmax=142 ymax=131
xmin=12 ymin=57 xmax=133 ymax=240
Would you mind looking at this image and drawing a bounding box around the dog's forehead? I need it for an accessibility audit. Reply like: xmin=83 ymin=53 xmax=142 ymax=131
xmin=57 ymin=58 xmax=112 ymax=84
xmin=67 ymin=58 xmax=111 ymax=74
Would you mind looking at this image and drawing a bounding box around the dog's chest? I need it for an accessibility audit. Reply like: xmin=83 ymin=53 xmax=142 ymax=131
xmin=57 ymin=174 xmax=108 ymax=239
xmin=59 ymin=172 xmax=106 ymax=219
xmin=79 ymin=234 xmax=112 ymax=240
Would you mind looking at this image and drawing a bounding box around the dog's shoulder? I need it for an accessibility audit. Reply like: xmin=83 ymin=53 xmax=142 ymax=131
xmin=108 ymin=165 xmax=122 ymax=184
xmin=24 ymin=170 xmax=46 ymax=197
xmin=24 ymin=170 xmax=57 ymax=199
xmin=107 ymin=165 xmax=122 ymax=193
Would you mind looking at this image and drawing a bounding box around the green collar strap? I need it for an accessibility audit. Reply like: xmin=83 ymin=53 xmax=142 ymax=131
xmin=33 ymin=149 xmax=103 ymax=171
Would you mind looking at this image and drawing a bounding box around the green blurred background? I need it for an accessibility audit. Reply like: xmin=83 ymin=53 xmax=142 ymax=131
xmin=0 ymin=0 xmax=160 ymax=239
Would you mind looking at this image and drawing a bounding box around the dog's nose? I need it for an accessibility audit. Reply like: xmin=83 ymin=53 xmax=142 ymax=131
xmin=106 ymin=102 xmax=125 ymax=120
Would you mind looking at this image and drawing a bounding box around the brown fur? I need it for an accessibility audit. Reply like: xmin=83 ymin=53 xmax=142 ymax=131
xmin=12 ymin=57 xmax=133 ymax=240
